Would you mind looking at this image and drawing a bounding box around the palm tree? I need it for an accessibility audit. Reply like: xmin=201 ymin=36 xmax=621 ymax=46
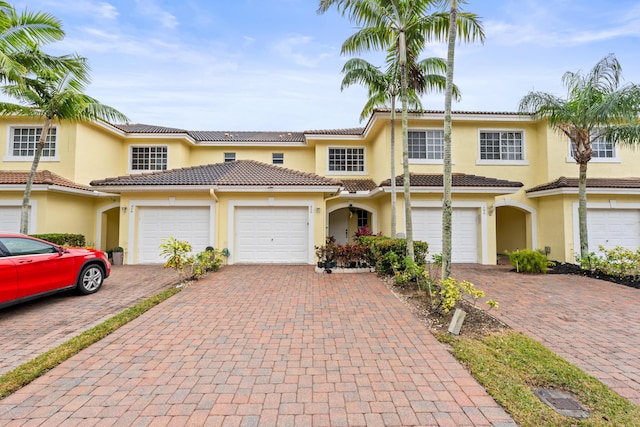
xmin=519 ymin=54 xmax=640 ymax=258
xmin=0 ymin=59 xmax=130 ymax=233
xmin=319 ymin=0 xmax=483 ymax=261
xmin=341 ymin=55 xmax=459 ymax=237
xmin=0 ymin=1 xmax=65 ymax=82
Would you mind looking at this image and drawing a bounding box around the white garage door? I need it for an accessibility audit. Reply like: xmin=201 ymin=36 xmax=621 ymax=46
xmin=413 ymin=207 xmax=478 ymax=263
xmin=235 ymin=206 xmax=309 ymax=264
xmin=0 ymin=207 xmax=21 ymax=233
xmin=587 ymin=209 xmax=640 ymax=254
xmin=138 ymin=206 xmax=211 ymax=263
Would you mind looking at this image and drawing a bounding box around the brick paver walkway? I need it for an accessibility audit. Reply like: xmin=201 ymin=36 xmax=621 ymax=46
xmin=0 ymin=266 xmax=515 ymax=426
xmin=0 ymin=265 xmax=180 ymax=376
xmin=453 ymin=264 xmax=640 ymax=406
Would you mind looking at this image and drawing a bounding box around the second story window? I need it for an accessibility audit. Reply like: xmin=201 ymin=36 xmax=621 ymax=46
xmin=224 ymin=152 xmax=236 ymax=162
xmin=328 ymin=147 xmax=365 ymax=172
xmin=272 ymin=153 xmax=284 ymax=165
xmin=479 ymin=131 xmax=524 ymax=161
xmin=130 ymin=146 xmax=167 ymax=171
xmin=409 ymin=130 xmax=444 ymax=161
xmin=7 ymin=127 xmax=57 ymax=160
xmin=570 ymin=134 xmax=616 ymax=159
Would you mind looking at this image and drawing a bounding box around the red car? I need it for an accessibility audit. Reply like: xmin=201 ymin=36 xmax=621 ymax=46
xmin=0 ymin=234 xmax=111 ymax=309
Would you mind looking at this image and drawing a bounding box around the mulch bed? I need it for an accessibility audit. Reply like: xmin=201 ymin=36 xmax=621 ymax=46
xmin=548 ymin=262 xmax=640 ymax=289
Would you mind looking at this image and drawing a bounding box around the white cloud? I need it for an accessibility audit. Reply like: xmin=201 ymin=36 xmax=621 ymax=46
xmin=134 ymin=0 xmax=178 ymax=29
xmin=35 ymin=0 xmax=118 ymax=20
xmin=272 ymin=35 xmax=334 ymax=68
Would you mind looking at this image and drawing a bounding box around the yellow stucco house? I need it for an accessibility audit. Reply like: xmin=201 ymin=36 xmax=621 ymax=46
xmin=1 ymin=110 xmax=639 ymax=265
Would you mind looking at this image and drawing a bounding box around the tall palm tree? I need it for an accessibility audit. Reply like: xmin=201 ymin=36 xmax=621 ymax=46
xmin=0 ymin=1 xmax=65 ymax=82
xmin=341 ymin=55 xmax=459 ymax=237
xmin=0 ymin=59 xmax=130 ymax=233
xmin=319 ymin=0 xmax=483 ymax=261
xmin=519 ymin=54 xmax=640 ymax=258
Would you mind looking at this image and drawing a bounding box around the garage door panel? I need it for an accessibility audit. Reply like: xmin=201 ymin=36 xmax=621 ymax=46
xmin=588 ymin=209 xmax=640 ymax=254
xmin=138 ymin=206 xmax=211 ymax=264
xmin=413 ymin=207 xmax=478 ymax=263
xmin=0 ymin=207 xmax=21 ymax=233
xmin=235 ymin=206 xmax=309 ymax=264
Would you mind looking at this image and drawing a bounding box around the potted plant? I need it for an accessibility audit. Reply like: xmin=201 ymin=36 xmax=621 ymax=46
xmin=111 ymin=246 xmax=124 ymax=266
xmin=315 ymin=237 xmax=337 ymax=269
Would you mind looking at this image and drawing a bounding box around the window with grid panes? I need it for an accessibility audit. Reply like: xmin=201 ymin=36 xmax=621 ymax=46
xmin=408 ymin=130 xmax=444 ymax=160
xmin=272 ymin=153 xmax=284 ymax=164
xmin=328 ymin=147 xmax=365 ymax=172
xmin=10 ymin=127 xmax=57 ymax=159
xmin=479 ymin=131 xmax=523 ymax=161
xmin=570 ymin=134 xmax=615 ymax=159
xmin=130 ymin=146 xmax=168 ymax=171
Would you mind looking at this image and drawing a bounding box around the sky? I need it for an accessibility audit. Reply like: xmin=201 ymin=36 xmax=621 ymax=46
xmin=15 ymin=0 xmax=640 ymax=132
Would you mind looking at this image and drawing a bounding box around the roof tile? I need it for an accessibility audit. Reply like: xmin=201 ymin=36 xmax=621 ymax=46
xmin=90 ymin=160 xmax=340 ymax=188
xmin=0 ymin=170 xmax=93 ymax=191
xmin=379 ymin=173 xmax=523 ymax=188
xmin=527 ymin=176 xmax=640 ymax=193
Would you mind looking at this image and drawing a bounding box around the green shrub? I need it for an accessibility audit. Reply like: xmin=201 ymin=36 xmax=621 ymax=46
xmin=190 ymin=248 xmax=224 ymax=279
xmin=579 ymin=245 xmax=640 ymax=278
xmin=30 ymin=233 xmax=86 ymax=247
xmin=363 ymin=236 xmax=428 ymax=275
xmin=159 ymin=237 xmax=192 ymax=274
xmin=437 ymin=277 xmax=498 ymax=314
xmin=508 ymin=249 xmax=549 ymax=274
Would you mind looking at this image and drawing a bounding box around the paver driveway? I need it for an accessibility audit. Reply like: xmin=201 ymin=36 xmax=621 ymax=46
xmin=0 ymin=266 xmax=514 ymax=426
xmin=0 ymin=265 xmax=180 ymax=376
xmin=453 ymin=264 xmax=640 ymax=406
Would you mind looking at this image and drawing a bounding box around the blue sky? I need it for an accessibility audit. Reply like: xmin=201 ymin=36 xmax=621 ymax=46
xmin=18 ymin=0 xmax=640 ymax=131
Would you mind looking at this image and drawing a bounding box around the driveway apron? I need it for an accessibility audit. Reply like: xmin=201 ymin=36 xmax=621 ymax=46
xmin=0 ymin=265 xmax=514 ymax=426
xmin=453 ymin=264 xmax=640 ymax=406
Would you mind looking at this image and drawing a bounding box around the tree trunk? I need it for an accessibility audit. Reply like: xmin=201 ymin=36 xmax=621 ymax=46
xmin=578 ymin=161 xmax=589 ymax=258
xmin=399 ymin=30 xmax=414 ymax=261
xmin=20 ymin=119 xmax=52 ymax=234
xmin=441 ymin=0 xmax=457 ymax=280
xmin=390 ymin=97 xmax=397 ymax=238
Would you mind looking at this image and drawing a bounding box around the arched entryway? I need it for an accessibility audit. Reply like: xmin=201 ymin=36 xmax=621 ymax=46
xmin=96 ymin=203 xmax=120 ymax=252
xmin=327 ymin=203 xmax=376 ymax=245
xmin=495 ymin=201 xmax=537 ymax=257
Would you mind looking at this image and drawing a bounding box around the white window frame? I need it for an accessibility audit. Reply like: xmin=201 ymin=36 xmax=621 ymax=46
xmin=3 ymin=125 xmax=59 ymax=162
xmin=272 ymin=153 xmax=284 ymax=165
xmin=476 ymin=129 xmax=528 ymax=165
xmin=408 ymin=128 xmax=445 ymax=164
xmin=128 ymin=145 xmax=169 ymax=173
xmin=224 ymin=152 xmax=236 ymax=162
xmin=326 ymin=146 xmax=367 ymax=175
xmin=566 ymin=134 xmax=620 ymax=163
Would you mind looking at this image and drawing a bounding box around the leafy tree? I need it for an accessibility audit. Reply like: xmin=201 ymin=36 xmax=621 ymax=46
xmin=318 ymin=0 xmax=483 ymax=261
xmin=341 ymin=56 xmax=459 ymax=237
xmin=0 ymin=60 xmax=130 ymax=233
xmin=519 ymin=54 xmax=640 ymax=258
xmin=0 ymin=1 xmax=65 ymax=82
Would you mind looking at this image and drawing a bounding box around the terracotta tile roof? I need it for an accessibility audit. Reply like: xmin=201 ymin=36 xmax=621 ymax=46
xmin=527 ymin=176 xmax=640 ymax=193
xmin=187 ymin=131 xmax=305 ymax=142
xmin=341 ymin=179 xmax=379 ymax=193
xmin=379 ymin=173 xmax=523 ymax=188
xmin=303 ymin=127 xmax=365 ymax=136
xmin=373 ymin=108 xmax=525 ymax=116
xmin=111 ymin=123 xmax=189 ymax=134
xmin=90 ymin=160 xmax=340 ymax=188
xmin=0 ymin=170 xmax=93 ymax=191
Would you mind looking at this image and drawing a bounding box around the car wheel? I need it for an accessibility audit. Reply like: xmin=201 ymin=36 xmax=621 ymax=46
xmin=76 ymin=264 xmax=104 ymax=295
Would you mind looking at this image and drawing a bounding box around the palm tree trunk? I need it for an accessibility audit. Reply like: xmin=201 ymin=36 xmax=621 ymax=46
xmin=442 ymin=0 xmax=458 ymax=279
xmin=20 ymin=118 xmax=52 ymax=234
xmin=578 ymin=161 xmax=589 ymax=258
xmin=399 ymin=30 xmax=414 ymax=262
xmin=390 ymin=97 xmax=397 ymax=238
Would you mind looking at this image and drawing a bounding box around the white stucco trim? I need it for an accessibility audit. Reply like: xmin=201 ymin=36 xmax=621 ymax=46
xmin=409 ymin=200 xmax=489 ymax=264
xmin=126 ymin=199 xmax=216 ymax=265
xmin=227 ymin=199 xmax=315 ymax=265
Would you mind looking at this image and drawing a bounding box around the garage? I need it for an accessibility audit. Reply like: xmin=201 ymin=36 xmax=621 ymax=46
xmin=137 ymin=206 xmax=212 ymax=263
xmin=0 ymin=206 xmax=20 ymax=233
xmin=587 ymin=209 xmax=640 ymax=253
xmin=234 ymin=206 xmax=309 ymax=264
xmin=413 ymin=207 xmax=479 ymax=263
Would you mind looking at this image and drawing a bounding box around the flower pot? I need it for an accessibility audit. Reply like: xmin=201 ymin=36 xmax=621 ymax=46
xmin=112 ymin=252 xmax=124 ymax=266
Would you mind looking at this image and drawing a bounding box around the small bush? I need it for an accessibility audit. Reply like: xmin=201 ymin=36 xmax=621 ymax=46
xmin=508 ymin=249 xmax=549 ymax=274
xmin=578 ymin=245 xmax=640 ymax=278
xmin=437 ymin=277 xmax=498 ymax=314
xmin=31 ymin=233 xmax=86 ymax=247
xmin=363 ymin=236 xmax=429 ymax=275
xmin=190 ymin=248 xmax=224 ymax=279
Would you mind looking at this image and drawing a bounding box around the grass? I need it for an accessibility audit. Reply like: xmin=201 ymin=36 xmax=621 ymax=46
xmin=437 ymin=330 xmax=640 ymax=426
xmin=0 ymin=286 xmax=181 ymax=400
